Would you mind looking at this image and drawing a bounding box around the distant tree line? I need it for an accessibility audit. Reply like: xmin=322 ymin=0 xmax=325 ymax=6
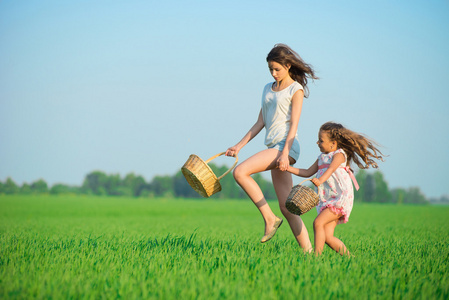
xmin=0 ymin=164 xmax=447 ymax=204
xmin=0 ymin=164 xmax=269 ymax=199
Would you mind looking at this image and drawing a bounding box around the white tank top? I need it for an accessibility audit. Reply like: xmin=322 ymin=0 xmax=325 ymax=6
xmin=261 ymin=81 xmax=304 ymax=147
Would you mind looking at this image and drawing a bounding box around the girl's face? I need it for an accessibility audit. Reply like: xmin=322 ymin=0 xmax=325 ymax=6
xmin=317 ymin=130 xmax=337 ymax=153
xmin=268 ymin=61 xmax=290 ymax=83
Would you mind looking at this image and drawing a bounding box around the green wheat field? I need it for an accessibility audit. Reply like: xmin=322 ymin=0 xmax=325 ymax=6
xmin=1 ymin=195 xmax=448 ymax=299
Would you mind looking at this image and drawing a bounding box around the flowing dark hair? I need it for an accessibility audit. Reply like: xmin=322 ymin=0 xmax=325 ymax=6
xmin=266 ymin=43 xmax=318 ymax=97
xmin=320 ymin=122 xmax=385 ymax=169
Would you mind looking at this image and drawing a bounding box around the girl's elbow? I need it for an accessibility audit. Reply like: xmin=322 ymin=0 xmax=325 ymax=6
xmin=306 ymin=172 xmax=316 ymax=178
xmin=306 ymin=169 xmax=317 ymax=177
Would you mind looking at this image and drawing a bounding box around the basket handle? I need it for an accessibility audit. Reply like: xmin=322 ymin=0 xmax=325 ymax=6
xmin=299 ymin=179 xmax=312 ymax=185
xmin=204 ymin=152 xmax=239 ymax=181
xmin=299 ymin=178 xmax=323 ymax=192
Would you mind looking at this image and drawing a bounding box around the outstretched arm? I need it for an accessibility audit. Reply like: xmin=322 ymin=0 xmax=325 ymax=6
xmin=286 ymin=159 xmax=319 ymax=178
xmin=311 ymin=153 xmax=345 ymax=187
xmin=226 ymin=109 xmax=264 ymax=157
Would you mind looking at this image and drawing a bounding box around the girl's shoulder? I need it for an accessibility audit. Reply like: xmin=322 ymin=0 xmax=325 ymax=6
xmin=334 ymin=148 xmax=347 ymax=158
xmin=263 ymin=82 xmax=274 ymax=90
xmin=285 ymin=81 xmax=304 ymax=95
xmin=262 ymin=82 xmax=274 ymax=95
xmin=332 ymin=149 xmax=348 ymax=165
xmin=291 ymin=81 xmax=304 ymax=91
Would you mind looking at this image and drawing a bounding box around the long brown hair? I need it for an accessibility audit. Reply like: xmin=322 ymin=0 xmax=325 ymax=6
xmin=320 ymin=122 xmax=385 ymax=169
xmin=266 ymin=43 xmax=318 ymax=97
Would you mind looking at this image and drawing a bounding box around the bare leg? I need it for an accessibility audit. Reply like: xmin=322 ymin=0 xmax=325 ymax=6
xmin=313 ymin=208 xmax=349 ymax=255
xmin=323 ymin=220 xmax=350 ymax=256
xmin=233 ymin=149 xmax=280 ymax=235
xmin=233 ymin=148 xmax=312 ymax=251
xmin=272 ymin=168 xmax=313 ymax=252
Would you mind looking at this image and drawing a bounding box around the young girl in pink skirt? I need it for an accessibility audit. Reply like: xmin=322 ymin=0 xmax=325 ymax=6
xmin=286 ymin=122 xmax=385 ymax=255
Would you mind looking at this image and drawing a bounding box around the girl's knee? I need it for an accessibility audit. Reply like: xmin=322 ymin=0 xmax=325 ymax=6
xmin=232 ymin=165 xmax=241 ymax=180
xmin=313 ymin=219 xmax=318 ymax=230
xmin=232 ymin=165 xmax=248 ymax=183
xmin=313 ymin=218 xmax=324 ymax=230
xmin=279 ymin=205 xmax=290 ymax=217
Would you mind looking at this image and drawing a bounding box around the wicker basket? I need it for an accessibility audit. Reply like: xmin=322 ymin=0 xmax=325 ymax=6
xmin=181 ymin=152 xmax=238 ymax=198
xmin=285 ymin=179 xmax=320 ymax=215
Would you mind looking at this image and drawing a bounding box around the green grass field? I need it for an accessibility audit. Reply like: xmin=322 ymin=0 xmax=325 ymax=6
xmin=1 ymin=195 xmax=448 ymax=299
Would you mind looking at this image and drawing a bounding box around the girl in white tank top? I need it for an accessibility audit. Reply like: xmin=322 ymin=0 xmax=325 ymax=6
xmin=225 ymin=44 xmax=318 ymax=251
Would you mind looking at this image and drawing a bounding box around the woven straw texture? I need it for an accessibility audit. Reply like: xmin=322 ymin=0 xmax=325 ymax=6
xmin=181 ymin=152 xmax=238 ymax=198
xmin=285 ymin=179 xmax=320 ymax=215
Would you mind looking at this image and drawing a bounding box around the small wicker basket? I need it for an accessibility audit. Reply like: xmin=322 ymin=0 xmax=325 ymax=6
xmin=181 ymin=152 xmax=238 ymax=198
xmin=285 ymin=179 xmax=320 ymax=215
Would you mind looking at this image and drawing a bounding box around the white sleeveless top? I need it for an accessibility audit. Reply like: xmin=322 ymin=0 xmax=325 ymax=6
xmin=261 ymin=81 xmax=304 ymax=147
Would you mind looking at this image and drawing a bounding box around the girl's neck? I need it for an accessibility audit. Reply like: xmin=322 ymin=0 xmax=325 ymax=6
xmin=273 ymin=77 xmax=294 ymax=91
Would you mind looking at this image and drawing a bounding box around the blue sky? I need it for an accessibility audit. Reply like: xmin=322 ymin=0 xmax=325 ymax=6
xmin=1 ymin=0 xmax=448 ymax=198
